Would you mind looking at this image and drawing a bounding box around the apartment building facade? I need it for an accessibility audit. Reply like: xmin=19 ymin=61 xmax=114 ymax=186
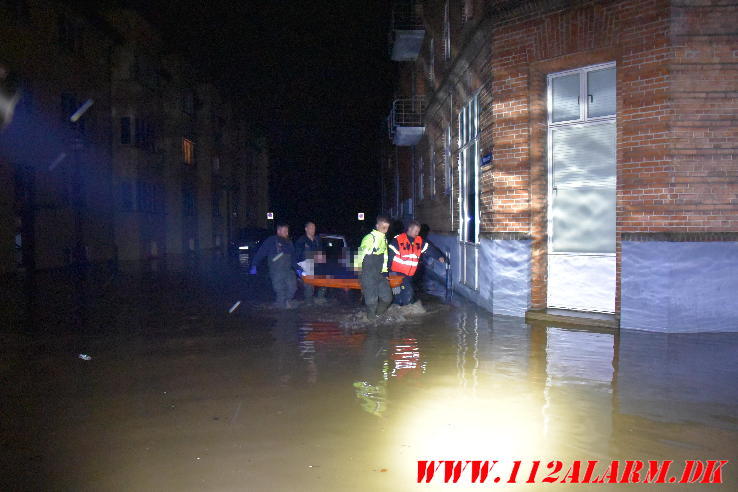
xmin=384 ymin=0 xmax=738 ymax=332
xmin=0 ymin=1 xmax=270 ymax=275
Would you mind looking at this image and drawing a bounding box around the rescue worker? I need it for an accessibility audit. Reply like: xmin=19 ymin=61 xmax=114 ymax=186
xmin=388 ymin=220 xmax=445 ymax=306
xmin=294 ymin=221 xmax=327 ymax=305
xmin=250 ymin=222 xmax=297 ymax=308
xmin=355 ymin=215 xmax=393 ymax=318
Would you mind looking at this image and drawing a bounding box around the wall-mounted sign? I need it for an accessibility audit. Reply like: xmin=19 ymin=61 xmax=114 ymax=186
xmin=481 ymin=154 xmax=492 ymax=167
xmin=266 ymin=212 xmax=274 ymax=220
xmin=357 ymin=213 xmax=365 ymax=221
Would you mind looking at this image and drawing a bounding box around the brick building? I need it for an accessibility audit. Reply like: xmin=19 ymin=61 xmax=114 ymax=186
xmin=384 ymin=0 xmax=738 ymax=331
xmin=0 ymin=1 xmax=270 ymax=275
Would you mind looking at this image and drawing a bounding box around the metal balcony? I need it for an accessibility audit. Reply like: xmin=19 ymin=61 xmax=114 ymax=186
xmin=390 ymin=0 xmax=425 ymax=61
xmin=388 ymin=97 xmax=425 ymax=146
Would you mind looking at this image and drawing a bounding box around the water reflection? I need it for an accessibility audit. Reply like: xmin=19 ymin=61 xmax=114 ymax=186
xmin=358 ymin=307 xmax=737 ymax=488
xmin=353 ymin=337 xmax=425 ymax=417
xmin=2 ymin=281 xmax=737 ymax=490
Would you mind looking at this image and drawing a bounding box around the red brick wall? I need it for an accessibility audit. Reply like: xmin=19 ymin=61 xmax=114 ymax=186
xmin=667 ymin=1 xmax=738 ymax=232
xmin=488 ymin=0 xmax=679 ymax=310
xmin=390 ymin=0 xmax=738 ymax=313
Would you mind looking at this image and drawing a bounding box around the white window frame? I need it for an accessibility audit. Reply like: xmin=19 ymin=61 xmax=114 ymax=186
xmin=443 ymin=0 xmax=451 ymax=61
xmin=458 ymin=93 xmax=480 ymax=245
xmin=462 ymin=0 xmax=474 ymax=24
xmin=430 ymin=145 xmax=436 ymax=199
xmin=418 ymin=156 xmax=425 ymax=201
xmin=429 ymin=38 xmax=435 ymax=85
xmin=546 ymin=62 xmax=616 ymax=258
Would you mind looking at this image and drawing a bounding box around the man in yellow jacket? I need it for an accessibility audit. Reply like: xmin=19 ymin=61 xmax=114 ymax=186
xmin=354 ymin=215 xmax=392 ymax=318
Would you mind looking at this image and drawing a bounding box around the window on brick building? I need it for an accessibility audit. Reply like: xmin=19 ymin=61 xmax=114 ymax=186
xmin=548 ymin=64 xmax=616 ymax=254
xmin=462 ymin=0 xmax=474 ymax=24
xmin=394 ymin=156 xmax=400 ymax=213
xmin=430 ymin=146 xmax=436 ymax=199
xmin=212 ymin=189 xmax=221 ymax=217
xmin=428 ymin=38 xmax=435 ymax=85
xmin=120 ymin=117 xmax=131 ymax=144
xmin=137 ymin=180 xmax=155 ymax=213
xmin=183 ymin=89 xmax=195 ymax=116
xmin=154 ymin=183 xmax=165 ymax=214
xmin=418 ymin=155 xmax=424 ymax=201
xmin=443 ymin=125 xmax=451 ymax=195
xmin=443 ymin=0 xmax=451 ymax=61
xmin=134 ymin=118 xmax=155 ymax=150
xmin=133 ymin=54 xmax=159 ymax=89
xmin=458 ymin=94 xmax=479 ymax=244
xmin=9 ymin=0 xmax=31 ymax=25
xmin=183 ymin=188 xmax=196 ymax=217
xmin=182 ymin=138 xmax=194 ymax=164
xmin=58 ymin=13 xmax=83 ymax=55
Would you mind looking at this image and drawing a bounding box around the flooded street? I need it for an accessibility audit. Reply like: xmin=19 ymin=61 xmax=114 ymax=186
xmin=2 ymin=268 xmax=737 ymax=491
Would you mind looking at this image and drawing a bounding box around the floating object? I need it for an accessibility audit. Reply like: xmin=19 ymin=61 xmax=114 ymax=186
xmin=228 ymin=301 xmax=242 ymax=314
xmin=303 ymin=275 xmax=403 ymax=290
xmin=78 ymin=354 xmax=92 ymax=361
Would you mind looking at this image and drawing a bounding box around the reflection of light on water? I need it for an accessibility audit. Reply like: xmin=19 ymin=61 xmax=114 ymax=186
xmin=394 ymin=389 xmax=546 ymax=490
xmin=457 ymin=311 xmax=479 ymax=393
xmin=391 ymin=338 xmax=423 ymax=377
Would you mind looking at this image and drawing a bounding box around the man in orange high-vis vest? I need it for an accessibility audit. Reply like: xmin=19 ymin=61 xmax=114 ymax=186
xmin=388 ymin=220 xmax=445 ymax=306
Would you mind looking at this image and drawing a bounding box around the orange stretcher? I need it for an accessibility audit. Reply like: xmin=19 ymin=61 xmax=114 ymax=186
xmin=302 ymin=275 xmax=404 ymax=290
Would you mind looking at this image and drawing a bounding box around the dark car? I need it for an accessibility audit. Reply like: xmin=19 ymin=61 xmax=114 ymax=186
xmin=319 ymin=234 xmax=347 ymax=259
xmin=231 ymin=227 xmax=270 ymax=268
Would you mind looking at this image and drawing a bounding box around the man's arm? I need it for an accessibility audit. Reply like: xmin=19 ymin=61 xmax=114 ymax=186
xmin=353 ymin=233 xmax=373 ymax=270
xmin=422 ymin=240 xmax=446 ymax=262
xmin=293 ymin=236 xmax=306 ymax=263
xmin=387 ymin=237 xmax=400 ymax=268
xmin=251 ymin=236 xmax=275 ymax=268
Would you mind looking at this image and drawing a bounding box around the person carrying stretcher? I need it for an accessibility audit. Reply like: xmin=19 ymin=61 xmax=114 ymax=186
xmin=387 ymin=220 xmax=445 ymax=306
xmin=354 ymin=215 xmax=393 ymax=318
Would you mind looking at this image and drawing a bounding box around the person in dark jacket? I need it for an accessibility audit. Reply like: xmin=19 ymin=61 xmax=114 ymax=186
xmin=250 ymin=223 xmax=297 ymax=308
xmin=294 ymin=221 xmax=327 ymax=305
xmin=387 ymin=220 xmax=445 ymax=306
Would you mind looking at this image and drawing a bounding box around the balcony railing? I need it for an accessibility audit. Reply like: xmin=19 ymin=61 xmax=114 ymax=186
xmin=390 ymin=0 xmax=425 ymax=61
xmin=388 ymin=96 xmax=426 ymax=146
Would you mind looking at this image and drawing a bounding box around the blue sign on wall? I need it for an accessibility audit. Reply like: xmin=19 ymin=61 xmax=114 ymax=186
xmin=481 ymin=153 xmax=492 ymax=167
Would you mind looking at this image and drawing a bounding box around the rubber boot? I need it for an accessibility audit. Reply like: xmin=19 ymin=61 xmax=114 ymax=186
xmin=365 ymin=303 xmax=378 ymax=318
xmin=376 ymin=300 xmax=391 ymax=316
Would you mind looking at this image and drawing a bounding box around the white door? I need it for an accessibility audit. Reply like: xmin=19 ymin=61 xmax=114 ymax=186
xmin=547 ymin=64 xmax=616 ymax=313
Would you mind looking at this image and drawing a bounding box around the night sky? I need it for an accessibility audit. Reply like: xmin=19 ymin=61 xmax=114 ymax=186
xmin=128 ymin=0 xmax=395 ymax=240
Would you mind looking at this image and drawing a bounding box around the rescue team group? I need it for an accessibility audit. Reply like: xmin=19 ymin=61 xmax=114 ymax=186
xmin=249 ymin=216 xmax=445 ymax=317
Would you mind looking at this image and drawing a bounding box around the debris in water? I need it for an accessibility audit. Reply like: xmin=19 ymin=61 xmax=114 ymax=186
xmin=228 ymin=300 xmax=242 ymax=314
xmin=78 ymin=354 xmax=92 ymax=361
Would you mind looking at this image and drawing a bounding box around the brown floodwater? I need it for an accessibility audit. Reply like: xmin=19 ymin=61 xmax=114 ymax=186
xmin=1 ymin=270 xmax=737 ymax=491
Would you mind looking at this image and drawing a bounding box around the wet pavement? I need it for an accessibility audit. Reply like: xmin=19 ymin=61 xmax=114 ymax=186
xmin=1 ymin=266 xmax=737 ymax=490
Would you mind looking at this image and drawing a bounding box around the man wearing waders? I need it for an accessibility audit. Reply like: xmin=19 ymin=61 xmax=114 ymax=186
xmin=354 ymin=215 xmax=392 ymax=318
xmin=250 ymin=223 xmax=297 ymax=308
xmin=294 ymin=221 xmax=327 ymax=305
xmin=388 ymin=220 xmax=445 ymax=306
